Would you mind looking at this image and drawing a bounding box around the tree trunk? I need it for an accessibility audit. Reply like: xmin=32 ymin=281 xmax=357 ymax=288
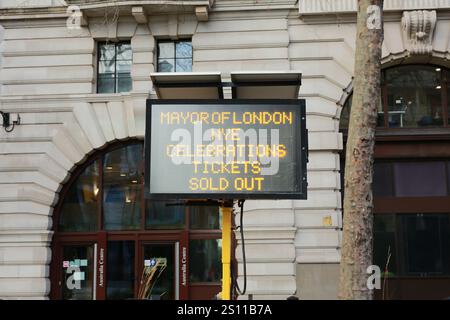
xmin=338 ymin=0 xmax=384 ymax=300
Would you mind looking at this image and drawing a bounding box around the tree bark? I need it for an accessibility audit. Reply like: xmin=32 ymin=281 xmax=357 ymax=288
xmin=338 ymin=0 xmax=384 ymax=300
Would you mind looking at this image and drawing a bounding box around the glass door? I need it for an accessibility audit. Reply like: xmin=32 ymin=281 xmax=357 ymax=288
xmin=61 ymin=244 xmax=96 ymax=300
xmin=106 ymin=240 xmax=135 ymax=299
xmin=139 ymin=242 xmax=178 ymax=300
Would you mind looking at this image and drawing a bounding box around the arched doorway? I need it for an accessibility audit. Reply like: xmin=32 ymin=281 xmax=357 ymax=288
xmin=50 ymin=140 xmax=223 ymax=300
xmin=340 ymin=64 xmax=450 ymax=299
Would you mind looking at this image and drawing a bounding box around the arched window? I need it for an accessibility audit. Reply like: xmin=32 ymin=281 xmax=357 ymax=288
xmin=340 ymin=65 xmax=449 ymax=131
xmin=339 ymin=65 xmax=450 ymax=300
xmin=51 ymin=140 xmax=223 ymax=300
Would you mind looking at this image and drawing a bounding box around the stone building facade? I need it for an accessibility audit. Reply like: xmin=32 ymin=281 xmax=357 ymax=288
xmin=0 ymin=0 xmax=450 ymax=300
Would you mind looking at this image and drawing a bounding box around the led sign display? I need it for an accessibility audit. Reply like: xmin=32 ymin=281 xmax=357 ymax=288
xmin=145 ymin=100 xmax=307 ymax=199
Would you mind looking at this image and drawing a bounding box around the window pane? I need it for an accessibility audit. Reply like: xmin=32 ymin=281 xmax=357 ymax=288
xmin=158 ymin=59 xmax=175 ymax=72
xmin=146 ymin=201 xmax=185 ymax=229
xmin=158 ymin=42 xmax=175 ymax=58
xmin=339 ymin=94 xmax=384 ymax=130
xmin=394 ymin=161 xmax=447 ymax=197
xmin=402 ymin=214 xmax=450 ymax=276
xmin=373 ymin=162 xmax=394 ymax=197
xmin=339 ymin=97 xmax=351 ymax=130
xmin=142 ymin=244 xmax=175 ymax=300
xmin=107 ymin=241 xmax=135 ymax=300
xmin=62 ymin=245 xmax=95 ymax=300
xmin=189 ymin=239 xmax=222 ymax=283
xmin=99 ymin=44 xmax=116 ymax=61
xmin=373 ymin=214 xmax=397 ymax=276
xmin=98 ymin=74 xmax=116 ymax=94
xmin=386 ymin=66 xmax=443 ymax=128
xmin=377 ymin=87 xmax=385 ymax=127
xmin=175 ymin=58 xmax=192 ymax=72
xmin=99 ymin=60 xmax=115 ymax=74
xmin=176 ymin=41 xmax=192 ymax=58
xmin=117 ymin=74 xmax=132 ymax=93
xmin=117 ymin=60 xmax=131 ymax=73
xmin=59 ymin=160 xmax=99 ymax=232
xmin=189 ymin=206 xmax=221 ymax=229
xmin=103 ymin=144 xmax=143 ymax=230
xmin=116 ymin=43 xmax=132 ymax=60
xmin=98 ymin=42 xmax=132 ymax=93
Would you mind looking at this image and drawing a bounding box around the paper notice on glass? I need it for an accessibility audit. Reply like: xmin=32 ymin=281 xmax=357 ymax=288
xmin=63 ymin=261 xmax=69 ymax=268
xmin=80 ymin=259 xmax=88 ymax=267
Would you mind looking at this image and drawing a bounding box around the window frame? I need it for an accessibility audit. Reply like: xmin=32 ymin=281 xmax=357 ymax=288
xmin=97 ymin=41 xmax=133 ymax=94
xmin=156 ymin=39 xmax=193 ymax=73
xmin=340 ymin=64 xmax=450 ymax=133
xmin=55 ymin=140 xmax=222 ymax=234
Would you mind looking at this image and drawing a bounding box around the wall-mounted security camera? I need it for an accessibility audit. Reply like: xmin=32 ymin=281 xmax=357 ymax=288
xmin=0 ymin=111 xmax=21 ymax=132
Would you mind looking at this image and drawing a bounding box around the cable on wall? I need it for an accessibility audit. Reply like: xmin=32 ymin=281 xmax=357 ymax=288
xmin=233 ymin=199 xmax=247 ymax=297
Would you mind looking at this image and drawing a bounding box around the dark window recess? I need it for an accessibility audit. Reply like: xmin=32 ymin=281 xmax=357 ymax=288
xmin=373 ymin=213 xmax=450 ymax=277
xmin=373 ymin=214 xmax=397 ymax=276
xmin=98 ymin=42 xmax=132 ymax=93
xmin=157 ymin=40 xmax=192 ymax=72
xmin=402 ymin=214 xmax=450 ymax=276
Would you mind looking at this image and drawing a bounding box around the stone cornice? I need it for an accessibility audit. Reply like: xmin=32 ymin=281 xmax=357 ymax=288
xmin=0 ymin=1 xmax=298 ymax=20
xmin=299 ymin=0 xmax=450 ymax=15
xmin=0 ymin=0 xmax=214 ymax=21
xmin=66 ymin=0 xmax=214 ymax=8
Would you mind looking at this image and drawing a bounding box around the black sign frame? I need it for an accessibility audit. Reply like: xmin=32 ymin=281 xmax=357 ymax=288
xmin=145 ymin=99 xmax=308 ymax=200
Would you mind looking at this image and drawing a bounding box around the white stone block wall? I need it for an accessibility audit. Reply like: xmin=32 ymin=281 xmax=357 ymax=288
xmin=288 ymin=20 xmax=354 ymax=272
xmin=0 ymin=0 xmax=450 ymax=300
xmin=0 ymin=25 xmax=3 ymax=94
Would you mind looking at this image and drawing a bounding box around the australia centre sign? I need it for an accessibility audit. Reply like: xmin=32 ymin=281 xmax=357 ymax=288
xmin=145 ymin=100 xmax=308 ymax=200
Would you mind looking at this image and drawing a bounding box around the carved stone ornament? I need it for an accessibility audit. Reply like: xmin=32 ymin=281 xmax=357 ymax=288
xmin=402 ymin=10 xmax=437 ymax=55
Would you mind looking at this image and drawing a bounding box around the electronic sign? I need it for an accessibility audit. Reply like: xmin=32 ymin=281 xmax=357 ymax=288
xmin=145 ymin=100 xmax=307 ymax=199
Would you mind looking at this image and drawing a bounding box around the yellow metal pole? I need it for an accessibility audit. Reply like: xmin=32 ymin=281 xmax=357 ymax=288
xmin=221 ymin=206 xmax=232 ymax=300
